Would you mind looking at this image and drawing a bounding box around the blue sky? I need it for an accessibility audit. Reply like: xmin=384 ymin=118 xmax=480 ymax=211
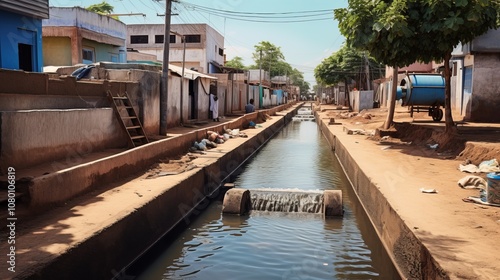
xmin=50 ymin=0 xmax=348 ymax=86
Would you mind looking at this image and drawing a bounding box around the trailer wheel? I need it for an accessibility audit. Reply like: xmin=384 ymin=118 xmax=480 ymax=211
xmin=432 ymin=108 xmax=443 ymax=122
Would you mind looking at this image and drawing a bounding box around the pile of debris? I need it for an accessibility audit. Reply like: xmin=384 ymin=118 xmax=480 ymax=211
xmin=189 ymin=129 xmax=248 ymax=153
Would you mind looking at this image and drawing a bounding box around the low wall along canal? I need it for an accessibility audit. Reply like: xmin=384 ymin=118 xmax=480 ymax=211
xmin=7 ymin=103 xmax=405 ymax=279
xmin=131 ymin=109 xmax=400 ymax=279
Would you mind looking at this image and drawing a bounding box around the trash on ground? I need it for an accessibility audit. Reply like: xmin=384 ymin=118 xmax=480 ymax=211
xmin=427 ymin=143 xmax=439 ymax=149
xmin=344 ymin=127 xmax=366 ymax=135
xmin=462 ymin=196 xmax=500 ymax=207
xmin=459 ymin=159 xmax=500 ymax=173
xmin=458 ymin=175 xmax=487 ymax=189
xmin=380 ymin=136 xmax=390 ymax=141
xmin=420 ymin=188 xmax=438 ymax=194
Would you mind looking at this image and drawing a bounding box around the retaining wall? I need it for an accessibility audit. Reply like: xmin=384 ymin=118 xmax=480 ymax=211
xmin=0 ymin=108 xmax=128 ymax=171
xmin=28 ymin=103 xmax=296 ymax=209
xmin=316 ymin=113 xmax=445 ymax=280
xmin=17 ymin=102 xmax=299 ymax=279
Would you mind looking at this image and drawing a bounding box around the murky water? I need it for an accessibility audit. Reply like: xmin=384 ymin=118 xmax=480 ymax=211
xmin=136 ymin=120 xmax=400 ymax=279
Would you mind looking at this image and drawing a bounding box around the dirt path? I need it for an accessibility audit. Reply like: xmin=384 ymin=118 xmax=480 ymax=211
xmin=318 ymin=103 xmax=500 ymax=279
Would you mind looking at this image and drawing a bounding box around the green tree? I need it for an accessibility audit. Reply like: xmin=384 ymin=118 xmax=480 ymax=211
xmin=315 ymin=44 xmax=384 ymax=109
xmin=335 ymin=0 xmax=498 ymax=132
xmin=251 ymin=41 xmax=285 ymax=77
xmin=87 ymin=1 xmax=115 ymax=16
xmin=250 ymin=41 xmax=310 ymax=95
xmin=225 ymin=56 xmax=246 ymax=69
xmin=289 ymin=68 xmax=310 ymax=95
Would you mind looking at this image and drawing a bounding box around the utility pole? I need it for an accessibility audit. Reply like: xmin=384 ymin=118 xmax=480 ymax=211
xmin=171 ymin=31 xmax=186 ymax=125
xmin=160 ymin=0 xmax=172 ymax=135
xmin=364 ymin=53 xmax=371 ymax=91
xmin=259 ymin=49 xmax=262 ymax=109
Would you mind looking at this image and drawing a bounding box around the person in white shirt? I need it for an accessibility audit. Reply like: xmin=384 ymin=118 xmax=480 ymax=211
xmin=210 ymin=93 xmax=219 ymax=122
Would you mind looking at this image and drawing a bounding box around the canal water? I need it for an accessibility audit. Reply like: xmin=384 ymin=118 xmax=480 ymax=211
xmin=136 ymin=120 xmax=400 ymax=279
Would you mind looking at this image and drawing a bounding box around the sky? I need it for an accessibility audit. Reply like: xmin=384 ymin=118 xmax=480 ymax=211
xmin=50 ymin=0 xmax=349 ymax=87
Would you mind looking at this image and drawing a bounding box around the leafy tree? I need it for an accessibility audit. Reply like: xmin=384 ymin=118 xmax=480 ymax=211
xmin=335 ymin=0 xmax=498 ymax=132
xmin=315 ymin=44 xmax=385 ymax=109
xmin=289 ymin=68 xmax=310 ymax=95
xmin=87 ymin=1 xmax=114 ymax=14
xmin=250 ymin=41 xmax=310 ymax=94
xmin=87 ymin=1 xmax=118 ymax=20
xmin=251 ymin=41 xmax=285 ymax=77
xmin=225 ymin=56 xmax=246 ymax=69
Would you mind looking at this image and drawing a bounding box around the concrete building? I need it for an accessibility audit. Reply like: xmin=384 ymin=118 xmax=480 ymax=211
xmin=0 ymin=0 xmax=49 ymax=72
xmin=42 ymin=7 xmax=127 ymax=67
xmin=0 ymin=62 xmax=218 ymax=172
xmin=126 ymin=23 xmax=224 ymax=74
xmin=450 ymin=28 xmax=500 ymax=122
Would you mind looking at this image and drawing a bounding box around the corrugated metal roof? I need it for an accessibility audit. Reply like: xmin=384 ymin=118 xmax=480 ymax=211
xmin=0 ymin=0 xmax=49 ymax=19
xmin=169 ymin=64 xmax=217 ymax=80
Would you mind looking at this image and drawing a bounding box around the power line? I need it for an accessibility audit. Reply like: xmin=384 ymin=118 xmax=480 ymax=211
xmin=179 ymin=1 xmax=334 ymax=16
xmin=178 ymin=1 xmax=334 ymax=23
xmin=182 ymin=5 xmax=332 ymax=19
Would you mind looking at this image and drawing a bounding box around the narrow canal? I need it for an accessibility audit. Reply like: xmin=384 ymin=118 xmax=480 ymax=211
xmin=134 ymin=119 xmax=400 ymax=279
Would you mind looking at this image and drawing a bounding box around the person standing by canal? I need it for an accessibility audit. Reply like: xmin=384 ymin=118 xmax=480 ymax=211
xmin=245 ymin=99 xmax=255 ymax=114
xmin=210 ymin=93 xmax=219 ymax=122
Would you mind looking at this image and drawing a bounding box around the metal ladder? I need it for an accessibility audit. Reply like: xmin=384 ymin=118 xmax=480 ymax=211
xmin=107 ymin=90 xmax=149 ymax=148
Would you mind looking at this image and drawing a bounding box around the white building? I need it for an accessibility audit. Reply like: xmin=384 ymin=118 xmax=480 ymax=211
xmin=126 ymin=23 xmax=224 ymax=74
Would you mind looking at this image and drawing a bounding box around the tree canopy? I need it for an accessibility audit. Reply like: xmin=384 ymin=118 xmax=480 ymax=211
xmin=225 ymin=56 xmax=246 ymax=69
xmin=314 ymin=44 xmax=385 ymax=88
xmin=87 ymin=1 xmax=115 ymax=16
xmin=251 ymin=41 xmax=286 ymax=77
xmin=334 ymin=0 xmax=498 ymax=68
xmin=251 ymin=41 xmax=310 ymax=95
xmin=334 ymin=0 xmax=499 ymax=131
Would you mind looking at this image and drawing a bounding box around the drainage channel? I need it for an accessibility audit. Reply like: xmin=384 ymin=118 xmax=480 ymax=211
xmin=125 ymin=119 xmax=400 ymax=279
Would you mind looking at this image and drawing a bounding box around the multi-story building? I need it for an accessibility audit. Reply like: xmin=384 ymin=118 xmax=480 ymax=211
xmin=42 ymin=7 xmax=127 ymax=67
xmin=0 ymin=0 xmax=49 ymax=72
xmin=126 ymin=23 xmax=224 ymax=74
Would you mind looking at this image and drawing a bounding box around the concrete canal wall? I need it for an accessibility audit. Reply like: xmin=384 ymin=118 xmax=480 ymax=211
xmin=9 ymin=103 xmax=298 ymax=280
xmin=316 ymin=112 xmax=444 ymax=279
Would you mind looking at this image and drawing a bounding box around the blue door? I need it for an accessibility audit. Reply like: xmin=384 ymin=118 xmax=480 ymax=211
xmin=462 ymin=66 xmax=473 ymax=116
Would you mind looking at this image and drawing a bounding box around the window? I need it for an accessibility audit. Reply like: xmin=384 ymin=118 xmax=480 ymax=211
xmin=155 ymin=35 xmax=175 ymax=44
xmin=155 ymin=35 xmax=164 ymax=44
xmin=130 ymin=35 xmax=148 ymax=44
xmin=184 ymin=34 xmax=201 ymax=43
xmin=82 ymin=48 xmax=94 ymax=64
xmin=219 ymin=48 xmax=224 ymax=56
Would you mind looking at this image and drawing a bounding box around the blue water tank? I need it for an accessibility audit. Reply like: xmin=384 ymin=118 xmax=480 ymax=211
xmin=396 ymin=74 xmax=445 ymax=106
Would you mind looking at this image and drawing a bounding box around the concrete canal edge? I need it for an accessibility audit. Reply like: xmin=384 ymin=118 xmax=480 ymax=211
xmin=316 ymin=112 xmax=447 ymax=279
xmin=8 ymin=103 xmax=299 ymax=280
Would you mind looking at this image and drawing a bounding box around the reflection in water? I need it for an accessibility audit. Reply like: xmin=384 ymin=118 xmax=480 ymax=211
xmin=137 ymin=121 xmax=400 ymax=280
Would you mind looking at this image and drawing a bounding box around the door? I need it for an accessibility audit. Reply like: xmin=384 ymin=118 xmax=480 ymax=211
xmin=188 ymin=79 xmax=198 ymax=120
xmin=18 ymin=43 xmax=33 ymax=72
xmin=462 ymin=66 xmax=473 ymax=117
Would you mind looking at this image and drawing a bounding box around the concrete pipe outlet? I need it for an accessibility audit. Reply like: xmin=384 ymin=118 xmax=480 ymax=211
xmin=222 ymin=188 xmax=343 ymax=217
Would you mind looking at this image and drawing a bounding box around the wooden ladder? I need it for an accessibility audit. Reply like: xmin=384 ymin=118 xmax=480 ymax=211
xmin=107 ymin=90 xmax=149 ymax=148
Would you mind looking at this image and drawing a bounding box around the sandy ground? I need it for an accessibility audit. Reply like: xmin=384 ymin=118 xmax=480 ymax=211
xmin=317 ymin=103 xmax=500 ymax=279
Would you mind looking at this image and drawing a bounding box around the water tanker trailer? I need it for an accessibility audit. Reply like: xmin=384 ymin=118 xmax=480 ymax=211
xmin=396 ymin=73 xmax=445 ymax=121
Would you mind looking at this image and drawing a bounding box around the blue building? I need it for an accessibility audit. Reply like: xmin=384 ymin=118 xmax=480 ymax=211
xmin=0 ymin=0 xmax=49 ymax=72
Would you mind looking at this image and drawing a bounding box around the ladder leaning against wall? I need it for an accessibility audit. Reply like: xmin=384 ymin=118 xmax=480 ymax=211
xmin=107 ymin=90 xmax=149 ymax=148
